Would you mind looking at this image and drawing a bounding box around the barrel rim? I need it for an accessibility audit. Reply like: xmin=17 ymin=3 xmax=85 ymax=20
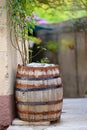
xmin=17 ymin=64 xmax=60 ymax=70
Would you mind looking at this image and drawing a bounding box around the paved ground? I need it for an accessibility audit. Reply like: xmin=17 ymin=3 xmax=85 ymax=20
xmin=7 ymin=98 xmax=87 ymax=130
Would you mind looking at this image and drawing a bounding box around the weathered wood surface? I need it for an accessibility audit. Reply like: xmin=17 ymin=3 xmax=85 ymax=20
xmin=37 ymin=19 xmax=87 ymax=97
xmin=16 ymin=64 xmax=63 ymax=122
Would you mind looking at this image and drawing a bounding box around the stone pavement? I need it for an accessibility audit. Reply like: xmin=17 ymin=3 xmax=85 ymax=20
xmin=7 ymin=98 xmax=87 ymax=130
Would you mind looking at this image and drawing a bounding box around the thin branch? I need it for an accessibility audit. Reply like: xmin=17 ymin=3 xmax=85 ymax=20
xmin=32 ymin=47 xmax=45 ymax=59
xmin=14 ymin=25 xmax=24 ymax=65
xmin=80 ymin=0 xmax=87 ymax=7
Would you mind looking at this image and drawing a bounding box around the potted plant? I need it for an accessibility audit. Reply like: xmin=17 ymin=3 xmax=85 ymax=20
xmin=7 ymin=0 xmax=63 ymax=122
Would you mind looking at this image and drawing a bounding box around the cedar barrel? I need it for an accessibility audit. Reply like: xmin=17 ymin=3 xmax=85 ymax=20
xmin=15 ymin=63 xmax=63 ymax=122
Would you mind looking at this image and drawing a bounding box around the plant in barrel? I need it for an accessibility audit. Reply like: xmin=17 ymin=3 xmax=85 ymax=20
xmin=7 ymin=0 xmax=63 ymax=122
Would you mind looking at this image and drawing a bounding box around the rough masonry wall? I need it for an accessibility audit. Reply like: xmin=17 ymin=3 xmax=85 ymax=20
xmin=0 ymin=0 xmax=17 ymax=128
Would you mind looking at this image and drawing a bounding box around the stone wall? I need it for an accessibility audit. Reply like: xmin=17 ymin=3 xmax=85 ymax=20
xmin=0 ymin=0 xmax=18 ymax=128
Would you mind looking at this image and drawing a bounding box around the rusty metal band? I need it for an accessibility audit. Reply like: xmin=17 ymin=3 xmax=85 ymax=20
xmin=18 ymin=109 xmax=61 ymax=115
xmin=16 ymin=75 xmax=60 ymax=81
xmin=18 ymin=116 xmax=60 ymax=122
xmin=16 ymin=84 xmax=62 ymax=92
xmin=16 ymin=99 xmax=63 ymax=106
xmin=17 ymin=64 xmax=60 ymax=70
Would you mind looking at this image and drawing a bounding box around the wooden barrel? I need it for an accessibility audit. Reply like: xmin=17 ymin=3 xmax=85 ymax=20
xmin=15 ymin=63 xmax=63 ymax=122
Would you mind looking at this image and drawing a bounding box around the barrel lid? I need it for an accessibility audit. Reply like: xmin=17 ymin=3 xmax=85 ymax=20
xmin=26 ymin=62 xmax=56 ymax=67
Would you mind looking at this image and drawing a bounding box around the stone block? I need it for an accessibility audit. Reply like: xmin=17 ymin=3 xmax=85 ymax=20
xmin=0 ymin=50 xmax=17 ymax=95
xmin=0 ymin=52 xmax=9 ymax=95
xmin=0 ymin=25 xmax=7 ymax=51
xmin=0 ymin=0 xmax=6 ymax=6
xmin=0 ymin=0 xmax=7 ymax=25
xmin=12 ymin=118 xmax=50 ymax=126
xmin=0 ymin=9 xmax=7 ymax=25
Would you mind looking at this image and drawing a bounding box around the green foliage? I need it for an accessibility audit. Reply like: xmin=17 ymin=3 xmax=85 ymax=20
xmin=5 ymin=0 xmax=41 ymax=65
xmin=40 ymin=57 xmax=49 ymax=63
xmin=29 ymin=45 xmax=47 ymax=63
xmin=45 ymin=41 xmax=58 ymax=52
xmin=61 ymin=38 xmax=75 ymax=50
xmin=33 ymin=0 xmax=87 ymax=23
xmin=34 ymin=7 xmax=69 ymax=23
xmin=1 ymin=0 xmax=87 ymax=65
xmin=26 ymin=36 xmax=41 ymax=45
